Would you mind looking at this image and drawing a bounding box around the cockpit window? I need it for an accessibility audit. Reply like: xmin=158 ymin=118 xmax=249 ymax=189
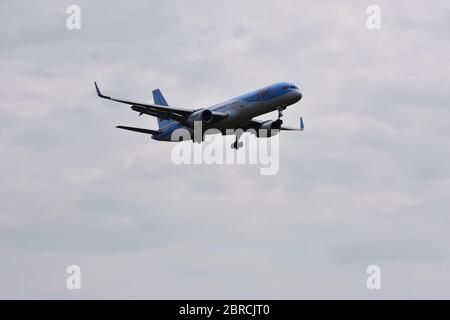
xmin=282 ymin=85 xmax=299 ymax=90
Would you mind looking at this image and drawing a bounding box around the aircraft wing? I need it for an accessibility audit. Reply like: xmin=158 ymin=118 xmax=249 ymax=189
xmin=94 ymin=82 xmax=194 ymax=123
xmin=244 ymin=117 xmax=304 ymax=131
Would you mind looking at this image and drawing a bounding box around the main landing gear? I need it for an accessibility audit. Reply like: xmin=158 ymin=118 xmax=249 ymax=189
xmin=231 ymin=130 xmax=244 ymax=150
xmin=232 ymin=140 xmax=244 ymax=150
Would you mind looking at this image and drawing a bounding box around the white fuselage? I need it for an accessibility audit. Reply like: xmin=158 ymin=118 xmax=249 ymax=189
xmin=153 ymin=82 xmax=302 ymax=141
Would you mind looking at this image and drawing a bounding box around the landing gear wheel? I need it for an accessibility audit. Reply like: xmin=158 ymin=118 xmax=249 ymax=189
xmin=231 ymin=141 xmax=244 ymax=150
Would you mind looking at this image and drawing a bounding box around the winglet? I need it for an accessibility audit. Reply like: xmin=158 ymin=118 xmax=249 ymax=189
xmin=300 ymin=117 xmax=304 ymax=131
xmin=94 ymin=81 xmax=111 ymax=99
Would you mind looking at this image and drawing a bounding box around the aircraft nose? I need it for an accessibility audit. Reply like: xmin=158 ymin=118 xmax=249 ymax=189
xmin=294 ymin=89 xmax=302 ymax=102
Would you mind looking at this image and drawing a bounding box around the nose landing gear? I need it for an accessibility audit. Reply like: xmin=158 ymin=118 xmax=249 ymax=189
xmin=278 ymin=107 xmax=286 ymax=120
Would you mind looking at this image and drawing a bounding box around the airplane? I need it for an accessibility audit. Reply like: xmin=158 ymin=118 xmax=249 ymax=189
xmin=94 ymin=81 xmax=304 ymax=149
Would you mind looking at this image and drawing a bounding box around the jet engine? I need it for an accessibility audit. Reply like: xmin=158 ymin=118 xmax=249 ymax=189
xmin=186 ymin=109 xmax=227 ymax=128
xmin=256 ymin=119 xmax=283 ymax=137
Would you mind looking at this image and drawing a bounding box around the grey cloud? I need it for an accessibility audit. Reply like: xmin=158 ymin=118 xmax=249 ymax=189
xmin=1 ymin=0 xmax=450 ymax=299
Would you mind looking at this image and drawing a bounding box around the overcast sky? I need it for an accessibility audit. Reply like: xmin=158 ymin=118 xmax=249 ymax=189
xmin=1 ymin=0 xmax=450 ymax=299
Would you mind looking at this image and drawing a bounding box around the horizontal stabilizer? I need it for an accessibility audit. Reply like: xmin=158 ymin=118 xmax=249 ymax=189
xmin=116 ymin=126 xmax=160 ymax=135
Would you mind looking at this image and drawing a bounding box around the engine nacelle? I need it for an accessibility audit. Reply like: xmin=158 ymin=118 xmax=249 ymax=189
xmin=186 ymin=109 xmax=229 ymax=128
xmin=186 ymin=109 xmax=214 ymax=127
xmin=256 ymin=119 xmax=283 ymax=137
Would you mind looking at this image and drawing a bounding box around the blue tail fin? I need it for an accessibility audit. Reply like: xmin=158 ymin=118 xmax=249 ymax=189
xmin=152 ymin=89 xmax=171 ymax=129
